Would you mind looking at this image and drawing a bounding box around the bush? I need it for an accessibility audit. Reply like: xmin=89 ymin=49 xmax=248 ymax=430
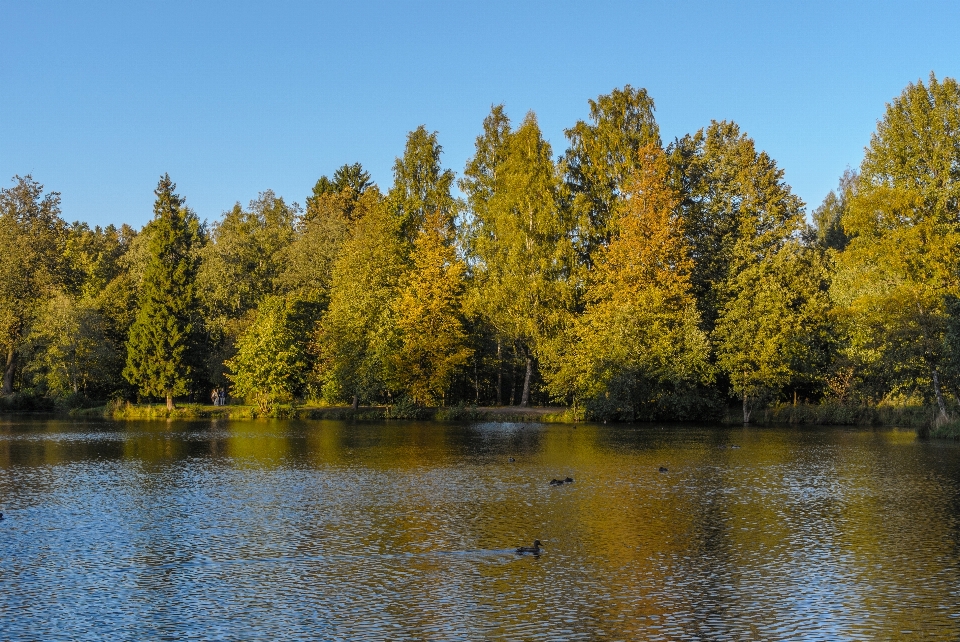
xmin=0 ymin=392 xmax=55 ymax=413
xmin=385 ymin=397 xmax=428 ymax=420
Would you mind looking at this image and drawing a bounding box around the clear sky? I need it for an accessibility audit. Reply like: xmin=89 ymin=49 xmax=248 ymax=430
xmin=2 ymin=0 xmax=958 ymax=228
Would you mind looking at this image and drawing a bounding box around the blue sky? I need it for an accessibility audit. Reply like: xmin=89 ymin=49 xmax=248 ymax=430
xmin=2 ymin=1 xmax=958 ymax=228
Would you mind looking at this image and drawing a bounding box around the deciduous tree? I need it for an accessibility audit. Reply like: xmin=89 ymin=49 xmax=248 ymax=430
xmin=0 ymin=175 xmax=64 ymax=394
xmin=226 ymin=296 xmax=319 ymax=413
xmin=466 ymin=111 xmax=576 ymax=405
xmin=546 ymin=145 xmax=712 ymax=419
xmin=835 ymin=73 xmax=960 ymax=417
xmin=313 ymin=201 xmax=405 ymax=408
xmin=564 ymin=85 xmax=660 ymax=267
xmin=390 ymin=210 xmax=473 ymax=405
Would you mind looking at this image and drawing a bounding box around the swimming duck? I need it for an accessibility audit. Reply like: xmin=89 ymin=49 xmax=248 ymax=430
xmin=549 ymin=478 xmax=563 ymax=485
xmin=508 ymin=457 xmax=515 ymax=462
xmin=564 ymin=477 xmax=574 ymax=483
xmin=516 ymin=540 xmax=542 ymax=554
xmin=658 ymin=466 xmax=668 ymax=473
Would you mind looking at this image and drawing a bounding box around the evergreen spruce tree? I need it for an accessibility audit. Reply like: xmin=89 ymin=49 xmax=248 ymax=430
xmin=123 ymin=175 xmax=204 ymax=409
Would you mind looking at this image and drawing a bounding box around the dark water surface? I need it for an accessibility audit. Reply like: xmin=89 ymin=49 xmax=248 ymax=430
xmin=2 ymin=418 xmax=960 ymax=640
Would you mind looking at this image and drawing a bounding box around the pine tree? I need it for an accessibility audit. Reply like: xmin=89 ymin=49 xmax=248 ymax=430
xmin=123 ymin=175 xmax=204 ymax=410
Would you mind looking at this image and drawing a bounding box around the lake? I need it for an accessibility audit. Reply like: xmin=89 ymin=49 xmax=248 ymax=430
xmin=2 ymin=418 xmax=959 ymax=640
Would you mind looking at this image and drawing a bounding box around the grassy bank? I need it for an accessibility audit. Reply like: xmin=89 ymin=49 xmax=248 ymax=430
xmin=70 ymin=400 xmax=576 ymax=423
xmin=731 ymin=400 xmax=960 ymax=438
xmin=55 ymin=398 xmax=960 ymax=439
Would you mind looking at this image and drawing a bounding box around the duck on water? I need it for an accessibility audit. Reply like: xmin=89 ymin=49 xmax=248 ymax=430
xmin=516 ymin=540 xmax=542 ymax=554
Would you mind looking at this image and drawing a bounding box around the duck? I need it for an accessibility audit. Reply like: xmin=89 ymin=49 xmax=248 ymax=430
xmin=549 ymin=478 xmax=564 ymax=486
xmin=564 ymin=477 xmax=574 ymax=483
xmin=658 ymin=466 xmax=668 ymax=473
xmin=508 ymin=457 xmax=515 ymax=462
xmin=516 ymin=539 xmax=542 ymax=554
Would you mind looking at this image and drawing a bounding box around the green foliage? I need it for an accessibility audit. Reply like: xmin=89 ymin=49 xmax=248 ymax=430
xmin=314 ymin=200 xmax=406 ymax=406
xmin=197 ymin=190 xmax=299 ymax=386
xmin=564 ymin=85 xmax=660 ymax=266
xmin=390 ymin=210 xmax=473 ymax=405
xmin=389 ymin=126 xmax=457 ymax=244
xmin=714 ymin=242 xmax=833 ymax=422
xmin=11 ymin=76 xmax=960 ymax=429
xmin=834 ymin=73 xmax=960 ymax=415
xmin=123 ymin=175 xmax=205 ymax=408
xmin=226 ymin=296 xmax=320 ymax=413
xmin=25 ymin=292 xmax=120 ymax=397
xmin=546 ymin=145 xmax=713 ymax=420
xmin=198 ymin=190 xmax=298 ymax=321
xmin=0 ymin=175 xmax=65 ymax=394
xmin=309 ymin=163 xmax=373 ymax=210
xmin=670 ymin=121 xmax=806 ymax=331
xmin=276 ymin=187 xmax=381 ymax=304
xmin=811 ymin=169 xmax=855 ymax=251
xmin=464 ymin=111 xmax=576 ymax=404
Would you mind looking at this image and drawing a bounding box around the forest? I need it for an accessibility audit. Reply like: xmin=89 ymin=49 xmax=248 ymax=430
xmin=2 ymin=73 xmax=959 ymax=425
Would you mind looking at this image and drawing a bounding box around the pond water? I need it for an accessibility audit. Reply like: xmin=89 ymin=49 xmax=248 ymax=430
xmin=2 ymin=418 xmax=960 ymax=640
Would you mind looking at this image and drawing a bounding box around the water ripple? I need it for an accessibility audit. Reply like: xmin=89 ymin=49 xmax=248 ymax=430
xmin=1 ymin=420 xmax=959 ymax=640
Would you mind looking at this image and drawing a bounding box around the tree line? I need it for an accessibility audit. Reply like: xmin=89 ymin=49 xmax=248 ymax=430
xmin=3 ymin=74 xmax=959 ymax=422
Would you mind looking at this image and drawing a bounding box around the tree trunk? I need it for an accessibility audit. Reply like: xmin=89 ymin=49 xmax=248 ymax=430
xmin=166 ymin=393 xmax=174 ymax=411
xmin=2 ymin=345 xmax=14 ymax=395
xmin=352 ymin=395 xmax=359 ymax=410
xmin=520 ymin=355 xmax=532 ymax=407
xmin=743 ymin=390 xmax=751 ymax=424
xmin=932 ymin=368 xmax=948 ymax=419
xmin=496 ymin=340 xmax=502 ymax=406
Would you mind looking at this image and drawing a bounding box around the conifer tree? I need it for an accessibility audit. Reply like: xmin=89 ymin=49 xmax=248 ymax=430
xmin=390 ymin=210 xmax=473 ymax=405
xmin=307 ymin=163 xmax=373 ymax=222
xmin=123 ymin=175 xmax=204 ymax=410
